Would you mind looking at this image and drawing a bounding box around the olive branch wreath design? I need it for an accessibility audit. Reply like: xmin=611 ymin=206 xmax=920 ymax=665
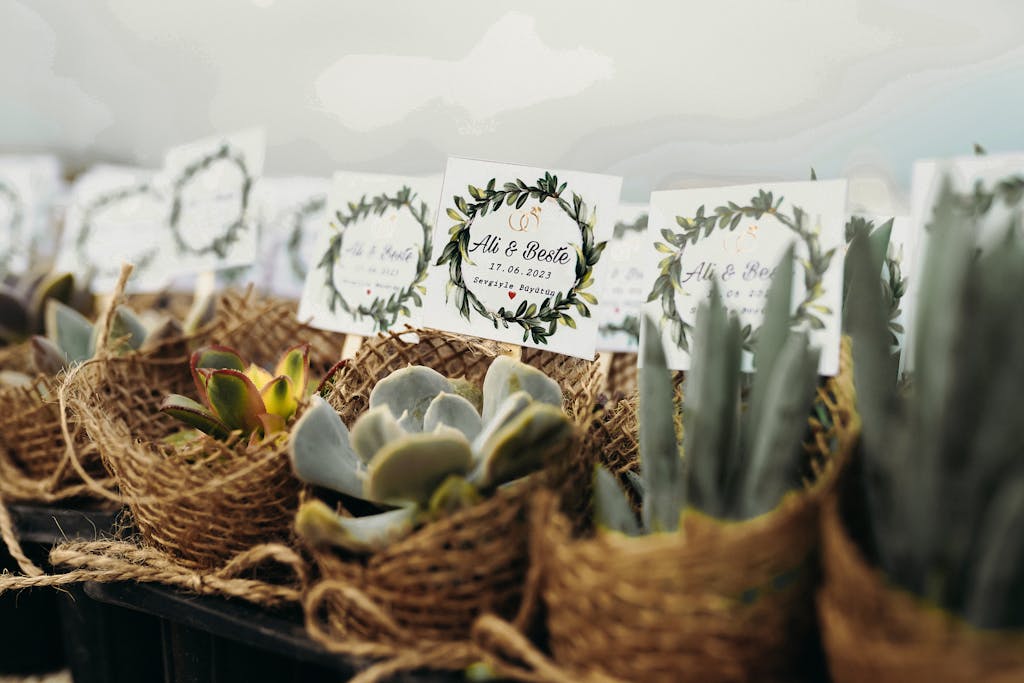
xmin=928 ymin=174 xmax=1024 ymax=231
xmin=286 ymin=194 xmax=327 ymax=281
xmin=435 ymin=173 xmax=607 ymax=345
xmin=648 ymin=189 xmax=836 ymax=353
xmin=0 ymin=179 xmax=24 ymax=275
xmin=316 ymin=186 xmax=432 ymax=332
xmin=76 ymin=183 xmax=161 ymax=277
xmin=168 ymin=143 xmax=254 ymax=259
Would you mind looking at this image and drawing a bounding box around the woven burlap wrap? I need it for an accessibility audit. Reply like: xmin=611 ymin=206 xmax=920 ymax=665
xmin=302 ymin=329 xmax=601 ymax=674
xmin=603 ymin=351 xmax=637 ymax=396
xmin=67 ymin=290 xmax=346 ymax=570
xmin=818 ymin=495 xmax=1024 ymax=683
xmin=471 ymin=338 xmax=860 ymax=683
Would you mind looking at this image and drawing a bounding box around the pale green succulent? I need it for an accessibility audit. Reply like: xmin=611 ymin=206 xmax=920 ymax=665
xmin=288 ymin=356 xmax=573 ymax=554
xmin=28 ymin=300 xmax=184 ymax=377
xmin=847 ymin=178 xmax=1024 ymax=630
xmin=595 ymin=245 xmax=821 ymax=535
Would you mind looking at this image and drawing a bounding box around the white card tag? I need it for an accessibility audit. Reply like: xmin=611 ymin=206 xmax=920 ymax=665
xmin=425 ymin=157 xmax=622 ymax=359
xmin=158 ymin=128 xmax=265 ymax=274
xmin=596 ymin=204 xmax=647 ymax=352
xmin=0 ymin=164 xmax=35 ymax=277
xmin=298 ymin=172 xmax=441 ymax=336
xmin=253 ymin=177 xmax=331 ymax=299
xmin=644 ymin=180 xmax=847 ymax=375
xmin=59 ymin=165 xmax=169 ymax=293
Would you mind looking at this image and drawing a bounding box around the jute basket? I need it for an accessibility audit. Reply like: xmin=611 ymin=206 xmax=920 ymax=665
xmin=305 ymin=329 xmax=602 ymax=650
xmin=818 ymin=492 xmax=1024 ymax=683
xmin=473 ymin=338 xmax=859 ymax=683
xmin=603 ymin=351 xmax=637 ymax=396
xmin=68 ymin=290 xmax=347 ymax=570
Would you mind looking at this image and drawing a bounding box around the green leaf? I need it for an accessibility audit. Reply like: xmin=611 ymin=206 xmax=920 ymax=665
xmin=365 ymin=428 xmax=473 ymax=505
xmin=288 ymin=395 xmax=365 ymax=497
xmin=369 ymin=365 xmax=453 ymax=432
xmin=45 ymin=300 xmax=94 ymax=364
xmin=204 ymin=369 xmax=266 ymax=434
xmin=30 ymin=335 xmax=69 ymax=375
xmin=105 ymin=305 xmax=148 ymax=354
xmin=469 ymin=403 xmax=572 ymax=489
xmin=274 ymin=343 xmax=310 ymax=396
xmin=261 ymin=375 xmax=298 ymax=420
xmin=593 ymin=466 xmax=640 ymax=536
xmin=160 ymin=394 xmax=231 ymax=440
xmin=639 ymin=315 xmax=684 ymax=532
xmin=295 ymin=500 xmax=415 ymax=554
xmin=423 ymin=392 xmax=483 ymax=441
xmin=481 ymin=355 xmax=563 ymax=424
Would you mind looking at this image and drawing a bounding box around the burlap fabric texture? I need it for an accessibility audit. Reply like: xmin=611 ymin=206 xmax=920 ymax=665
xmin=818 ymin=490 xmax=1024 ymax=683
xmin=66 ymin=289 xmax=346 ymax=571
xmin=471 ymin=338 xmax=860 ymax=683
xmin=302 ymin=328 xmax=602 ymax=672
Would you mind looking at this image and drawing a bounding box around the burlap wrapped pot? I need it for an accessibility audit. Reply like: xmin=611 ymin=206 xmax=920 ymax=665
xmin=68 ymin=290 xmax=347 ymax=570
xmin=818 ymin=493 xmax=1024 ymax=683
xmin=304 ymin=328 xmax=602 ymax=651
xmin=473 ymin=338 xmax=860 ymax=683
xmin=603 ymin=350 xmax=637 ymax=396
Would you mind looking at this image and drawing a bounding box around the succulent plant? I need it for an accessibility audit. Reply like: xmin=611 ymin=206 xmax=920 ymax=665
xmin=27 ymin=299 xmax=184 ymax=376
xmin=160 ymin=344 xmax=312 ymax=443
xmin=0 ymin=269 xmax=90 ymax=347
xmin=847 ymin=178 xmax=1024 ymax=630
xmin=595 ymin=246 xmax=821 ymax=535
xmin=288 ymin=356 xmax=574 ymax=553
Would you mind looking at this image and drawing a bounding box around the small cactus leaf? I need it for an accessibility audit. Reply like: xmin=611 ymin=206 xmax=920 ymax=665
xmin=369 ymin=365 xmax=453 ymax=432
xmin=450 ymin=377 xmax=484 ymax=413
xmin=427 ymin=474 xmax=483 ymax=517
xmin=244 ymin=362 xmax=274 ymax=390
xmin=139 ymin=316 xmax=185 ymax=352
xmin=31 ymin=335 xmax=69 ymax=375
xmin=204 ymin=368 xmax=267 ymax=434
xmin=190 ymin=345 xmax=247 ymax=404
xmin=257 ymin=412 xmax=287 ymax=436
xmin=364 ymin=428 xmax=473 ymax=505
xmin=160 ymin=394 xmax=232 ymax=440
xmin=594 ymin=466 xmax=641 ymax=536
xmin=46 ymin=300 xmax=95 ymax=364
xmin=469 ymin=391 xmax=531 ymax=456
xmin=28 ymin=271 xmax=74 ymax=332
xmin=423 ymin=392 xmax=483 ymax=441
xmin=481 ymin=355 xmax=563 ymax=424
xmin=964 ymin=476 xmax=1024 ymax=629
xmin=294 ymin=499 xmax=415 ymax=554
xmin=683 ymin=286 xmax=743 ymax=519
xmin=469 ymin=403 xmax=573 ymax=489
xmin=287 ymin=395 xmax=365 ymax=497
xmin=740 ymin=331 xmax=819 ymax=518
xmin=105 ymin=305 xmax=149 ymax=354
xmin=350 ymin=405 xmax=406 ymax=464
xmin=260 ymin=375 xmax=298 ymax=420
xmin=274 ymin=343 xmax=310 ymax=396
xmin=746 ymin=244 xmax=795 ymax=453
xmin=639 ymin=314 xmax=684 ymax=532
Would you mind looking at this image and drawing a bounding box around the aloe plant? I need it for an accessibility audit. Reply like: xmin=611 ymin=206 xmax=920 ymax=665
xmin=288 ymin=356 xmax=574 ymax=554
xmin=847 ymin=178 xmax=1024 ymax=630
xmin=595 ymin=246 xmax=821 ymax=535
xmin=160 ymin=344 xmax=312 ymax=442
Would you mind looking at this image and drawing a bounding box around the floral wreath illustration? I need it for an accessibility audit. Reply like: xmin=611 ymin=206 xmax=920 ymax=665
xmin=929 ymin=174 xmax=1024 ymax=231
xmin=436 ymin=173 xmax=607 ymax=346
xmin=168 ymin=143 xmax=253 ymax=259
xmin=0 ymin=179 xmax=24 ymax=274
xmin=77 ymin=183 xmax=162 ymax=277
xmin=648 ymin=190 xmax=836 ymax=353
xmin=286 ymin=194 xmax=327 ymax=282
xmin=316 ymin=186 xmax=432 ymax=332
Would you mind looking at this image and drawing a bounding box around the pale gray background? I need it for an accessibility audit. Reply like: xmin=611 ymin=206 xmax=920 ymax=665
xmin=2 ymin=0 xmax=1023 ymax=214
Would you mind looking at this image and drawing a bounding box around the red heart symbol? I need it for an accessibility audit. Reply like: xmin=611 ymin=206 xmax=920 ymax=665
xmin=508 ymin=291 xmax=516 ymax=300
xmin=366 ymin=289 xmax=371 ymax=295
